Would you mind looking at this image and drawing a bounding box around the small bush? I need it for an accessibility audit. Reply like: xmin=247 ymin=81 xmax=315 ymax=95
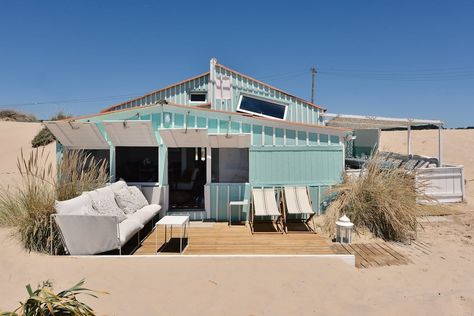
xmin=0 ymin=110 xmax=37 ymax=122
xmin=0 ymin=279 xmax=106 ymax=316
xmin=31 ymin=111 xmax=71 ymax=148
xmin=0 ymin=148 xmax=108 ymax=254
xmin=323 ymin=154 xmax=435 ymax=242
xmin=31 ymin=127 xmax=55 ymax=148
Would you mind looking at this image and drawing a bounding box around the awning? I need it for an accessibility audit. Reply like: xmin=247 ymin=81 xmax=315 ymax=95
xmin=208 ymin=134 xmax=251 ymax=148
xmin=103 ymin=120 xmax=158 ymax=147
xmin=159 ymin=128 xmax=209 ymax=147
xmin=44 ymin=121 xmax=109 ymax=149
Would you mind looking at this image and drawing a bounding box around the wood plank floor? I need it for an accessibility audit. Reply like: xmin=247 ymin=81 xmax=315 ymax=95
xmin=331 ymin=242 xmax=412 ymax=268
xmin=134 ymin=222 xmax=340 ymax=256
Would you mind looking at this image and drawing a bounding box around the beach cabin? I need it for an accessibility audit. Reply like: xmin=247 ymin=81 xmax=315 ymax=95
xmin=46 ymin=58 xmax=351 ymax=222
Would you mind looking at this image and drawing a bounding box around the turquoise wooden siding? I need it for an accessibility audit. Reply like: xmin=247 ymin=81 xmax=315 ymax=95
xmin=112 ymin=74 xmax=209 ymax=111
xmin=208 ymin=183 xmax=248 ymax=221
xmin=213 ymin=64 xmax=321 ymax=125
xmin=249 ymin=146 xmax=343 ymax=186
xmin=79 ymin=103 xmax=347 ymax=220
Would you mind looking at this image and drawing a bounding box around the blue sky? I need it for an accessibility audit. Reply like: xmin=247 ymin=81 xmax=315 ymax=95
xmin=0 ymin=1 xmax=473 ymax=127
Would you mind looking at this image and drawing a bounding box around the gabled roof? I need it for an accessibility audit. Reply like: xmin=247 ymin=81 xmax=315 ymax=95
xmin=100 ymin=60 xmax=325 ymax=113
xmin=100 ymin=71 xmax=210 ymax=113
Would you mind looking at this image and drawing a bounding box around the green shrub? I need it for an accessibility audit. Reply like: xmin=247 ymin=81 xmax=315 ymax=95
xmin=31 ymin=111 xmax=71 ymax=148
xmin=0 ymin=279 xmax=106 ymax=316
xmin=31 ymin=127 xmax=55 ymax=148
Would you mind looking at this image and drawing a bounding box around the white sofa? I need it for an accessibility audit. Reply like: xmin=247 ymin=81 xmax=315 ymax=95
xmin=52 ymin=181 xmax=161 ymax=255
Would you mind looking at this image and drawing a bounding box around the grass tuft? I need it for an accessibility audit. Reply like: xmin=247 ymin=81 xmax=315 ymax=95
xmin=323 ymin=154 xmax=442 ymax=242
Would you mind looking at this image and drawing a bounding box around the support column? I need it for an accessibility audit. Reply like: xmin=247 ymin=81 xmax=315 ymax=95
xmin=407 ymin=125 xmax=412 ymax=156
xmin=438 ymin=124 xmax=443 ymax=167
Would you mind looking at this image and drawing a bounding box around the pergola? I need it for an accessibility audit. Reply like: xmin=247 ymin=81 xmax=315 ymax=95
xmin=322 ymin=113 xmax=444 ymax=166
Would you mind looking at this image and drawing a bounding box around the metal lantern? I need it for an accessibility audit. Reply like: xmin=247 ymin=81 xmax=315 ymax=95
xmin=336 ymin=215 xmax=354 ymax=244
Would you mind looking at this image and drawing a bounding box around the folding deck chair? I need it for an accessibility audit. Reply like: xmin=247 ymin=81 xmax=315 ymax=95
xmin=282 ymin=186 xmax=316 ymax=233
xmin=250 ymin=188 xmax=284 ymax=234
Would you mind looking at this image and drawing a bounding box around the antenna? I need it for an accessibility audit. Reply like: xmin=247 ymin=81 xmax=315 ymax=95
xmin=310 ymin=66 xmax=317 ymax=104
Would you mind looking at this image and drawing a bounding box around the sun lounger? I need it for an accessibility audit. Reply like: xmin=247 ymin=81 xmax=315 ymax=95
xmin=250 ymin=188 xmax=283 ymax=234
xmin=282 ymin=186 xmax=316 ymax=233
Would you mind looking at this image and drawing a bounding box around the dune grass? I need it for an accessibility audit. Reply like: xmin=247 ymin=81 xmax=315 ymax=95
xmin=323 ymin=154 xmax=441 ymax=242
xmin=0 ymin=148 xmax=108 ymax=254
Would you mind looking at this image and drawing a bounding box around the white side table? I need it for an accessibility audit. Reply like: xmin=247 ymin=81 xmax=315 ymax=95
xmin=155 ymin=215 xmax=190 ymax=254
xmin=227 ymin=200 xmax=249 ymax=226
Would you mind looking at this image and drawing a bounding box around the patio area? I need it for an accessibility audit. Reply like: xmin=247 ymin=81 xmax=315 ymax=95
xmin=134 ymin=222 xmax=341 ymax=256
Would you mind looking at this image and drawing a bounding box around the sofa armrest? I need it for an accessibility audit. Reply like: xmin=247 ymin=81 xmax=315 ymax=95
xmin=53 ymin=214 xmax=120 ymax=255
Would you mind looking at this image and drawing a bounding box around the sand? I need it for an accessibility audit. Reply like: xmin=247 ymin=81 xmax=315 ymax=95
xmin=0 ymin=126 xmax=473 ymax=315
xmin=0 ymin=121 xmax=56 ymax=189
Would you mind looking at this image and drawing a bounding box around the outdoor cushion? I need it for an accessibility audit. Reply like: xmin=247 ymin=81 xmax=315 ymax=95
xmin=128 ymin=186 xmax=149 ymax=208
xmin=119 ymin=219 xmax=143 ymax=246
xmin=88 ymin=187 xmax=127 ymax=222
xmin=54 ymin=193 xmax=96 ymax=216
xmin=114 ymin=186 xmax=143 ymax=214
xmin=109 ymin=180 xmax=128 ymax=194
xmin=126 ymin=204 xmax=161 ymax=226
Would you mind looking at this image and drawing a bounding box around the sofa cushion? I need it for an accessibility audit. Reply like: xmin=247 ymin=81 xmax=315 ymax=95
xmin=118 ymin=219 xmax=143 ymax=246
xmin=128 ymin=186 xmax=149 ymax=208
xmin=109 ymin=180 xmax=128 ymax=194
xmin=114 ymin=186 xmax=144 ymax=215
xmin=126 ymin=204 xmax=161 ymax=226
xmin=88 ymin=187 xmax=127 ymax=222
xmin=55 ymin=193 xmax=96 ymax=216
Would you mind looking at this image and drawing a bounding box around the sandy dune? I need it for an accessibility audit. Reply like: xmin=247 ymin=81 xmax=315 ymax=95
xmin=0 ymin=121 xmax=56 ymax=189
xmin=381 ymin=129 xmax=474 ymax=204
xmin=0 ymin=125 xmax=473 ymax=315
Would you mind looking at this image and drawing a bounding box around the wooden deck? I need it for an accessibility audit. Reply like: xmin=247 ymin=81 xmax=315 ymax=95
xmin=331 ymin=242 xmax=412 ymax=268
xmin=134 ymin=222 xmax=340 ymax=256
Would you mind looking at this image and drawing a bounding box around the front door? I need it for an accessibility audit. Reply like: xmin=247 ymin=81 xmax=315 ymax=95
xmin=168 ymin=148 xmax=206 ymax=210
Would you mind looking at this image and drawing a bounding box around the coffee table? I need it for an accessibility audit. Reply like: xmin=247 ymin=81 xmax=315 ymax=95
xmin=155 ymin=215 xmax=190 ymax=254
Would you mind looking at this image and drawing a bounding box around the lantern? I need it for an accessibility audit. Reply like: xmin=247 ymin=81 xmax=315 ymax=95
xmin=336 ymin=215 xmax=354 ymax=244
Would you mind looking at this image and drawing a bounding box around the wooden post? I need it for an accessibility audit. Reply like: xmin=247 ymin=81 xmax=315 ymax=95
xmin=407 ymin=125 xmax=412 ymax=156
xmin=438 ymin=124 xmax=443 ymax=167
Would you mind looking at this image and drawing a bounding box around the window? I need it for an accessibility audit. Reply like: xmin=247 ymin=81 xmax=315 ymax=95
xmin=237 ymin=95 xmax=288 ymax=120
xmin=189 ymin=92 xmax=207 ymax=103
xmin=83 ymin=149 xmax=110 ymax=171
xmin=211 ymin=148 xmax=249 ymax=183
xmin=115 ymin=147 xmax=158 ymax=183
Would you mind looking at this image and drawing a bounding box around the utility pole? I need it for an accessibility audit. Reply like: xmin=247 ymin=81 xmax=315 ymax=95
xmin=310 ymin=66 xmax=317 ymax=104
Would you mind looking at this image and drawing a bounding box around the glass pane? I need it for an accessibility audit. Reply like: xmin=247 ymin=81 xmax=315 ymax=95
xmin=190 ymin=93 xmax=207 ymax=102
xmin=115 ymin=147 xmax=158 ymax=182
xmin=238 ymin=96 xmax=286 ymax=119
xmin=211 ymin=148 xmax=249 ymax=183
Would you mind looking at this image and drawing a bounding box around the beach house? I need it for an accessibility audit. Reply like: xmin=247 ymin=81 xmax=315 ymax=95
xmin=45 ymin=58 xmax=351 ymax=222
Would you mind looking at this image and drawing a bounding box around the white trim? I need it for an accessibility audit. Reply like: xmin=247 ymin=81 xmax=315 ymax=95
xmin=189 ymin=91 xmax=208 ymax=104
xmin=322 ymin=112 xmax=443 ymax=126
xmin=236 ymin=93 xmax=289 ymax=121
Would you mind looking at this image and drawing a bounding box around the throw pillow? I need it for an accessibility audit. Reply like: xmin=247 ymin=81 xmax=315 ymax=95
xmin=114 ymin=186 xmax=142 ymax=214
xmin=128 ymin=186 xmax=149 ymax=209
xmin=88 ymin=187 xmax=127 ymax=222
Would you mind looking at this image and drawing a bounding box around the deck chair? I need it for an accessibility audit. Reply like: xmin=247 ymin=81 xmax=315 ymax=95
xmin=282 ymin=187 xmax=316 ymax=233
xmin=250 ymin=188 xmax=284 ymax=234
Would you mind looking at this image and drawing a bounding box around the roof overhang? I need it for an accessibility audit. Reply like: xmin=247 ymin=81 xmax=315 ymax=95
xmin=159 ymin=128 xmax=209 ymax=148
xmin=208 ymin=134 xmax=251 ymax=148
xmin=44 ymin=121 xmax=109 ymax=149
xmin=103 ymin=120 xmax=157 ymax=147
xmin=322 ymin=113 xmax=443 ymax=130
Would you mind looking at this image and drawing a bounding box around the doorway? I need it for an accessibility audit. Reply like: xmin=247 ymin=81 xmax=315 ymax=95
xmin=168 ymin=148 xmax=206 ymax=210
